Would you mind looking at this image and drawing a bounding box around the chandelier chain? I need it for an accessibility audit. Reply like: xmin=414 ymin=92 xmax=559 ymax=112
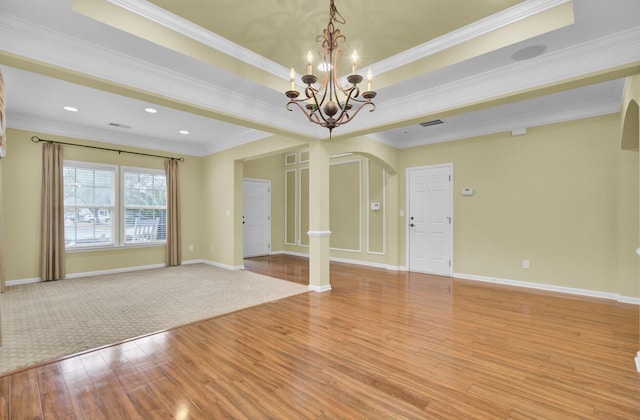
xmin=329 ymin=0 xmax=346 ymax=25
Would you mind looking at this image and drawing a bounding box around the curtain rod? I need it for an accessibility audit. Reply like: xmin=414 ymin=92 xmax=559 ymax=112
xmin=31 ymin=136 xmax=185 ymax=162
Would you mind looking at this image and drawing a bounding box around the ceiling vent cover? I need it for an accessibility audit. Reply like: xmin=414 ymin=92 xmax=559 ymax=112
xmin=419 ymin=119 xmax=444 ymax=127
xmin=108 ymin=122 xmax=131 ymax=129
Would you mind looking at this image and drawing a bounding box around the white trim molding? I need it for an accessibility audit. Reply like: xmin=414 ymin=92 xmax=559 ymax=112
xmin=277 ymin=251 xmax=404 ymax=271
xmin=5 ymin=277 xmax=41 ymax=287
xmin=635 ymin=352 xmax=640 ymax=372
xmin=374 ymin=0 xmax=572 ymax=76
xmin=454 ymin=272 xmax=640 ymax=305
xmin=184 ymin=259 xmax=246 ymax=271
xmin=307 ymin=230 xmax=332 ymax=237
xmin=64 ymin=263 xmax=166 ymax=279
xmin=106 ymin=0 xmax=289 ymax=79
xmin=202 ymin=260 xmax=244 ymax=271
xmin=308 ymin=284 xmax=332 ymax=293
xmin=6 ymin=263 xmax=169 ymax=286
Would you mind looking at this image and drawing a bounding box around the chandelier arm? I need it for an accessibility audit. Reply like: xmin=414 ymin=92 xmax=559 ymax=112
xmin=337 ymin=102 xmax=376 ymax=125
xmin=286 ymin=100 xmax=324 ymax=125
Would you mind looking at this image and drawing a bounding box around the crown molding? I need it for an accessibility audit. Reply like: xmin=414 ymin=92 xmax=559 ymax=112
xmin=373 ymin=0 xmax=572 ymax=75
xmin=0 ymin=13 xmax=315 ymax=138
xmin=379 ymin=95 xmax=621 ymax=149
xmin=7 ymin=112 xmax=204 ymax=156
xmin=106 ymin=0 xmax=288 ymax=80
xmin=8 ymin=111 xmax=275 ymax=157
xmin=2 ymin=7 xmax=638 ymax=148
xmin=108 ymin=0 xmax=570 ymax=82
xmin=340 ymin=26 xmax=640 ymax=136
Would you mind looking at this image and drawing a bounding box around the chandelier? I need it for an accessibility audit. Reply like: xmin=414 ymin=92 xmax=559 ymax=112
xmin=285 ymin=0 xmax=376 ymax=137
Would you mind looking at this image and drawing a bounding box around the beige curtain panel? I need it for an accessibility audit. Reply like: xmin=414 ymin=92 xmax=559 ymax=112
xmin=41 ymin=143 xmax=65 ymax=281
xmin=165 ymin=158 xmax=181 ymax=266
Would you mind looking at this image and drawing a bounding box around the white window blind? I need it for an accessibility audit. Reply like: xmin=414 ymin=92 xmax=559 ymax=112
xmin=63 ymin=161 xmax=116 ymax=248
xmin=122 ymin=167 xmax=167 ymax=244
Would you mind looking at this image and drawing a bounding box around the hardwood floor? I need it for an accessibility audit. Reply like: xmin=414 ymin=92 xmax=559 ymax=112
xmin=1 ymin=255 xmax=638 ymax=418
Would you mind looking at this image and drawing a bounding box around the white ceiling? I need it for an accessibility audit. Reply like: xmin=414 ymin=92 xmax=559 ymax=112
xmin=1 ymin=0 xmax=639 ymax=156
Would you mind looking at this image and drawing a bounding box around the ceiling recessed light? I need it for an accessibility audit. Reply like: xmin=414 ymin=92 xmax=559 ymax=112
xmin=179 ymin=130 xmax=189 ymax=135
xmin=145 ymin=107 xmax=158 ymax=114
xmin=63 ymin=106 xmax=78 ymax=112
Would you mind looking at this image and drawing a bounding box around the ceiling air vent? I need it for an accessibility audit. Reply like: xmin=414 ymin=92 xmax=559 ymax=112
xmin=419 ymin=119 xmax=444 ymax=127
xmin=108 ymin=122 xmax=131 ymax=129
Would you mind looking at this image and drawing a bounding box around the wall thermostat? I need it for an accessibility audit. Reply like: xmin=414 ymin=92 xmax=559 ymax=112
xmin=370 ymin=202 xmax=381 ymax=211
xmin=462 ymin=188 xmax=474 ymax=196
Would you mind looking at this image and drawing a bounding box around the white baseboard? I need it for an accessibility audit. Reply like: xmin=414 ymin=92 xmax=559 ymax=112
xmin=6 ymin=277 xmax=41 ymax=287
xmin=453 ymin=272 xmax=640 ymax=305
xmin=308 ymin=284 xmax=332 ymax=292
xmin=201 ymin=259 xmax=244 ymax=271
xmin=274 ymin=251 xmax=404 ymax=271
xmin=6 ymin=264 xmax=168 ymax=286
xmin=65 ymin=264 xmax=166 ymax=279
xmin=635 ymin=352 xmax=640 ymax=372
xmin=182 ymin=259 xmax=207 ymax=265
xmin=270 ymin=250 xmax=308 ymax=258
xmin=329 ymin=256 xmax=405 ymax=271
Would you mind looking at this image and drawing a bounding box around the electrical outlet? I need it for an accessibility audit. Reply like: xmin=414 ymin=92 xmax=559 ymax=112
xmin=188 ymin=245 xmax=194 ymax=251
xmin=522 ymin=259 xmax=530 ymax=269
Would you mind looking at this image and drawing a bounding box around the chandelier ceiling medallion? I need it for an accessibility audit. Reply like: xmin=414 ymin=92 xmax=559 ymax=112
xmin=285 ymin=0 xmax=376 ymax=137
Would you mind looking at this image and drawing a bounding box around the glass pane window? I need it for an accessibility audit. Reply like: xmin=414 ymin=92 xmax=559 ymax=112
xmin=123 ymin=167 xmax=167 ymax=244
xmin=63 ymin=162 xmax=116 ymax=248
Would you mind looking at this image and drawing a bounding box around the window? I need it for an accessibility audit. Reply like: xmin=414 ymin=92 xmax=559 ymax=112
xmin=122 ymin=167 xmax=167 ymax=244
xmin=64 ymin=162 xmax=116 ymax=248
xmin=63 ymin=161 xmax=167 ymax=249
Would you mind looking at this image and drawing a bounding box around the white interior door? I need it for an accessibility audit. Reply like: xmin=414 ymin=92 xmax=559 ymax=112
xmin=407 ymin=165 xmax=452 ymax=275
xmin=243 ymin=179 xmax=271 ymax=258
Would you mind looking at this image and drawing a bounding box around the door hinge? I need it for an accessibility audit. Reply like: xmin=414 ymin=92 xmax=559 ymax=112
xmin=449 ymin=260 xmax=452 ymax=267
xmin=268 ymin=215 xmax=271 ymax=221
xmin=449 ymin=174 xmax=451 ymax=181
xmin=268 ymin=243 xmax=271 ymax=249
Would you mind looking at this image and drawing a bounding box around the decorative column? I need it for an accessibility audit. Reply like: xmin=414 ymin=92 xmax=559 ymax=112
xmin=307 ymin=140 xmax=331 ymax=292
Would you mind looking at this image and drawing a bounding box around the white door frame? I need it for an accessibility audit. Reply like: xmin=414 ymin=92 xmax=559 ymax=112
xmin=243 ymin=178 xmax=272 ymax=258
xmin=405 ymin=163 xmax=453 ymax=275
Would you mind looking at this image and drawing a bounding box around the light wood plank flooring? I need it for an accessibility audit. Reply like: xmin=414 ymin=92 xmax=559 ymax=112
xmin=1 ymin=255 xmax=638 ymax=418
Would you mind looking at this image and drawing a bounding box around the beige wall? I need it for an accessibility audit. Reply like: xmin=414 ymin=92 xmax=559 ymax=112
xmin=1 ymin=128 xmax=204 ymax=280
xmin=275 ymin=152 xmax=391 ymax=266
xmin=620 ymin=74 xmax=640 ymax=304
xmin=199 ymin=134 xmax=307 ymax=267
xmin=1 ymin=111 xmax=637 ymax=299
xmin=398 ymin=114 xmax=638 ymax=297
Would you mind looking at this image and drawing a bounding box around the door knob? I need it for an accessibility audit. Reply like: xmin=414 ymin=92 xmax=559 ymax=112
xmin=410 ymin=223 xmax=415 ymax=227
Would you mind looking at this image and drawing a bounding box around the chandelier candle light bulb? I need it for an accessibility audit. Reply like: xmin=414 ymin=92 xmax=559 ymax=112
xmin=290 ymin=67 xmax=296 ymax=91
xmin=351 ymin=50 xmax=358 ymax=74
xmin=307 ymin=51 xmax=314 ymax=75
xmin=367 ymin=68 xmax=372 ymax=91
